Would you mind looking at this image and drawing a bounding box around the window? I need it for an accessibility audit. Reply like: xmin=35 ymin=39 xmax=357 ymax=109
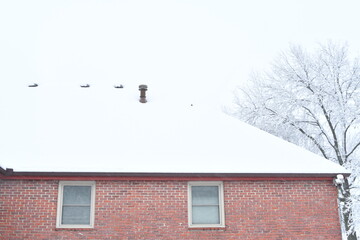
xmin=56 ymin=181 xmax=95 ymax=228
xmin=188 ymin=181 xmax=225 ymax=228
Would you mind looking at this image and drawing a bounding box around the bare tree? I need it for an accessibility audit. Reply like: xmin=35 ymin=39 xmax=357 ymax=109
xmin=230 ymin=42 xmax=360 ymax=240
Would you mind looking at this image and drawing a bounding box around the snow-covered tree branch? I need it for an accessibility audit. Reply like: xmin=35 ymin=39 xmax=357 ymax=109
xmin=230 ymin=42 xmax=360 ymax=240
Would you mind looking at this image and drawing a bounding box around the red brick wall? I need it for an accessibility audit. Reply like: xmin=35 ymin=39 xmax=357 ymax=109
xmin=0 ymin=179 xmax=341 ymax=240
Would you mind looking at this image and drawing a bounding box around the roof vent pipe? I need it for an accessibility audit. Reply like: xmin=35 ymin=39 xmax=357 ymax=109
xmin=139 ymin=85 xmax=148 ymax=103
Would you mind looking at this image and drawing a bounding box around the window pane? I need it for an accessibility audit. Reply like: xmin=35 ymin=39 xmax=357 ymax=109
xmin=192 ymin=206 xmax=220 ymax=224
xmin=63 ymin=186 xmax=91 ymax=205
xmin=192 ymin=186 xmax=219 ymax=205
xmin=62 ymin=206 xmax=91 ymax=224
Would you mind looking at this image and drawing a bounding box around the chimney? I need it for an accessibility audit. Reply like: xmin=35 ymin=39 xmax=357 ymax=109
xmin=139 ymin=85 xmax=148 ymax=103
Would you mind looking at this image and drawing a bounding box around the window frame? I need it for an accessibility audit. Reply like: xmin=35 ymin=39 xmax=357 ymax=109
xmin=56 ymin=181 xmax=96 ymax=229
xmin=188 ymin=181 xmax=225 ymax=228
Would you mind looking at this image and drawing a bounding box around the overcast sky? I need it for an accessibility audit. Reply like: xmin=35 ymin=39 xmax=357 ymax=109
xmin=1 ymin=0 xmax=360 ymax=106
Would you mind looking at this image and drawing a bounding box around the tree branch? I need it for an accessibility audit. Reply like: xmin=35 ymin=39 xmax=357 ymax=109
xmin=346 ymin=141 xmax=360 ymax=159
xmin=301 ymin=105 xmax=335 ymax=149
xmin=290 ymin=122 xmax=329 ymax=159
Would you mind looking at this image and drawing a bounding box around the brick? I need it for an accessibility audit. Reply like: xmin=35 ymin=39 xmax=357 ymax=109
xmin=0 ymin=179 xmax=341 ymax=239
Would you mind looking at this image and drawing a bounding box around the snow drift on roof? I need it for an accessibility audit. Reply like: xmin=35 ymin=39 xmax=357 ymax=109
xmin=0 ymin=82 xmax=349 ymax=175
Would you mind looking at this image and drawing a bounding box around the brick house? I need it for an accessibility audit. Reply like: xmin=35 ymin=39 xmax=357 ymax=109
xmin=0 ymin=85 xmax=350 ymax=239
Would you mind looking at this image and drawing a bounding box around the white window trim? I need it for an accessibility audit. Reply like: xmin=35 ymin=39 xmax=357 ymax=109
xmin=188 ymin=181 xmax=225 ymax=228
xmin=56 ymin=181 xmax=96 ymax=229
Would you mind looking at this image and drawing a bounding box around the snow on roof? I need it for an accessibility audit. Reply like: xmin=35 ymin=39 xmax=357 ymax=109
xmin=0 ymin=82 xmax=349 ymax=176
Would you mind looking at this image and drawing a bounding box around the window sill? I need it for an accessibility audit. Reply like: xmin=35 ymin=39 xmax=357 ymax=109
xmin=55 ymin=227 xmax=94 ymax=231
xmin=188 ymin=226 xmax=226 ymax=231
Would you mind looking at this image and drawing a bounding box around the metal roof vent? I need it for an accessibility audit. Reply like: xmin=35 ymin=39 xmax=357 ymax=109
xmin=80 ymin=84 xmax=90 ymax=88
xmin=139 ymin=85 xmax=148 ymax=103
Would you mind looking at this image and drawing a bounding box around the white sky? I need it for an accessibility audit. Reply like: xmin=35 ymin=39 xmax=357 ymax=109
xmin=1 ymin=0 xmax=360 ymax=106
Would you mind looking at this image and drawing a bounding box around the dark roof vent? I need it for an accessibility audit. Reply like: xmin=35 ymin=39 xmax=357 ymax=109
xmin=80 ymin=84 xmax=90 ymax=88
xmin=28 ymin=83 xmax=38 ymax=87
xmin=114 ymin=84 xmax=124 ymax=89
xmin=139 ymin=85 xmax=148 ymax=103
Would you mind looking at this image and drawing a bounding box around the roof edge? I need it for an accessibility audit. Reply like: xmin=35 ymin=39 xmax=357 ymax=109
xmin=0 ymin=169 xmax=350 ymax=180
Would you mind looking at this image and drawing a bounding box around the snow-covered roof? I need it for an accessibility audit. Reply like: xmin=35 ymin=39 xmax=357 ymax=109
xmin=0 ymin=82 xmax=349 ymax=176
